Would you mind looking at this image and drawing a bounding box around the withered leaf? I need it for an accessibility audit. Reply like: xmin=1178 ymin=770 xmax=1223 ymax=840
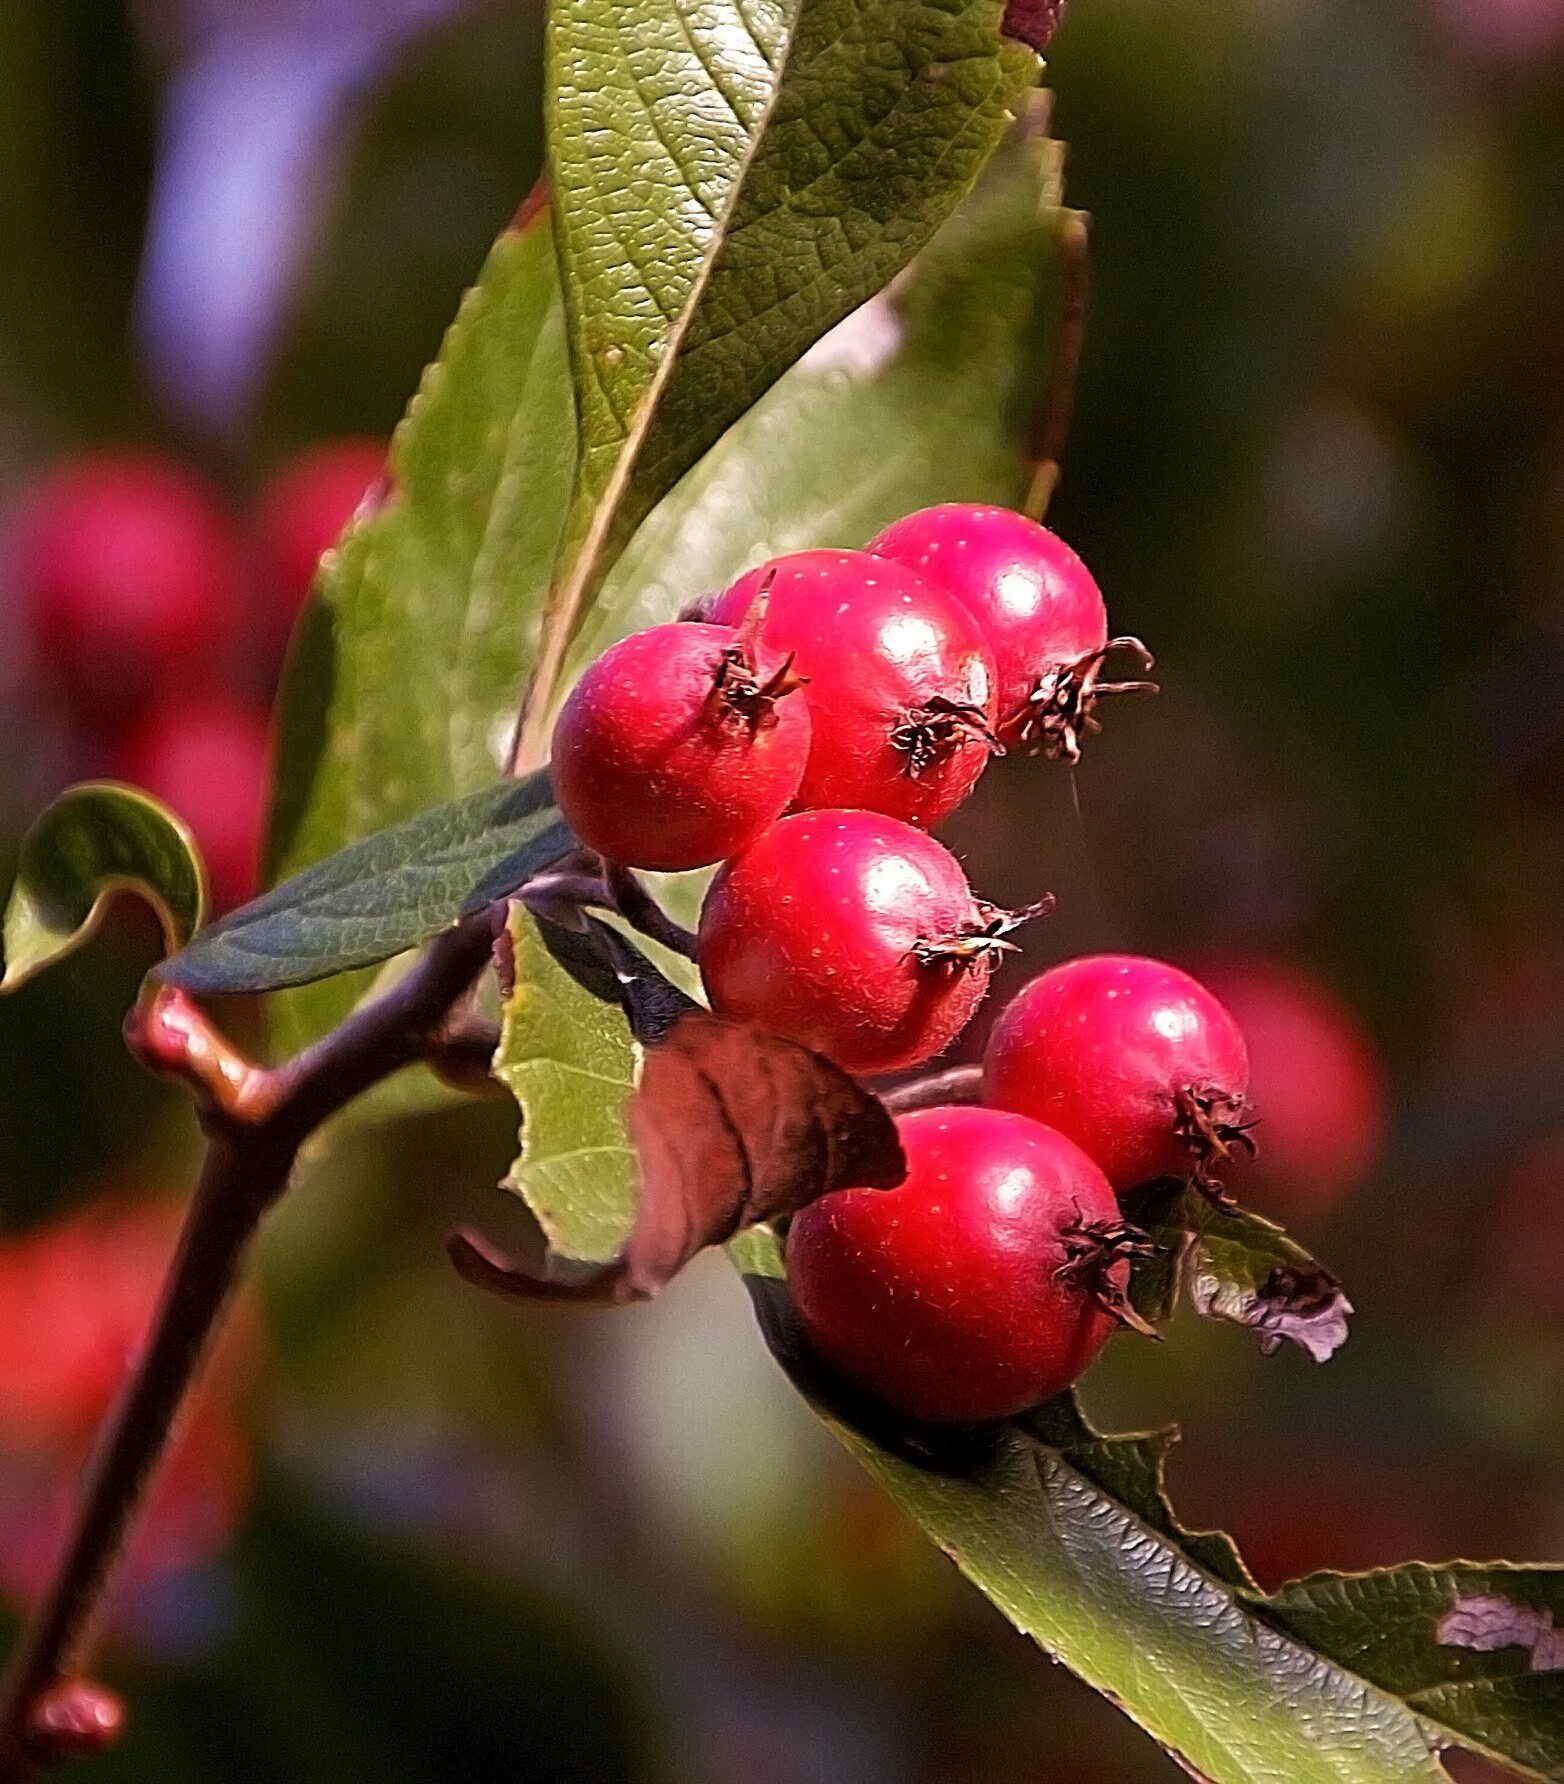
xmin=1124 ymin=1180 xmax=1353 ymax=1363
xmin=1439 ymin=1594 xmax=1564 ymax=1673
xmin=453 ymin=918 xmax=905 ymax=1305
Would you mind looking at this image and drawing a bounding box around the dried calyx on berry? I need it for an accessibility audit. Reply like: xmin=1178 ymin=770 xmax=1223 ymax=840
xmin=1056 ymin=1215 xmax=1162 ymax=1337
xmin=1172 ymin=1084 xmax=1260 ymax=1207
xmin=889 ymin=694 xmax=1002 ymax=779
xmin=1012 ymin=635 xmax=1156 ymax=763
xmin=709 ymin=549 xmax=1000 ymax=827
xmin=868 ymin=504 xmax=1156 ymax=759
xmin=1014 ymin=635 xmax=1157 ymax=763
xmin=908 ymin=896 xmax=1053 ymax=969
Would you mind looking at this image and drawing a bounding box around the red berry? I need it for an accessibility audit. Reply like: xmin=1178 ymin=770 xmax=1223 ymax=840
xmin=1190 ymin=955 xmax=1387 ymax=1215
xmin=552 ymin=621 xmax=811 ymax=871
xmin=709 ymin=549 xmax=998 ymax=826
xmin=983 ymin=954 xmax=1253 ymax=1194
xmin=15 ymin=452 xmax=237 ymax=712
xmin=117 ymin=694 xmax=271 ymax=913
xmin=787 ymin=1107 xmax=1129 ymax=1423
xmin=256 ymin=437 xmax=387 ymax=631
xmin=698 ymin=810 xmax=1009 ymax=1075
xmin=869 ymin=504 xmax=1151 ymax=757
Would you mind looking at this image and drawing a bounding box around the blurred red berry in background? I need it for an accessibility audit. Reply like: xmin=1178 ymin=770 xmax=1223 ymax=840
xmin=1192 ymin=955 xmax=1389 ymax=1218
xmin=0 ymin=1199 xmax=258 ymax=1616
xmin=116 ymin=693 xmax=272 ymax=913
xmin=13 ymin=452 xmax=239 ymax=717
xmin=255 ymin=437 xmax=387 ymax=641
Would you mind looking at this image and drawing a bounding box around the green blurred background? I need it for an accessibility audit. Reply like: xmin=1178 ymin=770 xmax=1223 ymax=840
xmin=1 ymin=0 xmax=1561 ymax=1778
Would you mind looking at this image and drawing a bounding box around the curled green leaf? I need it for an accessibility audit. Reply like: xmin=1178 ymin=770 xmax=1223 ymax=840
xmin=2 ymin=782 xmax=206 ymax=992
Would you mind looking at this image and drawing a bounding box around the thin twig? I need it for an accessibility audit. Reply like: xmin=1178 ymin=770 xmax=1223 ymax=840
xmin=876 ymin=1063 xmax=985 ymax=1114
xmin=0 ymin=915 xmax=496 ymax=1780
xmin=601 ymin=863 xmax=699 ymax=961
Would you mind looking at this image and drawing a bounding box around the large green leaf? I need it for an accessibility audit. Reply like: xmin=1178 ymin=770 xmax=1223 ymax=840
xmin=264 ymin=201 xmax=576 ymax=1046
xmin=163 ymin=775 xmax=567 ymax=997
xmin=735 ymin=1228 xmax=1558 ymax=1783
xmin=1 ymin=783 xmax=205 ymax=991
xmin=519 ymin=0 xmax=1044 ymax=755
xmin=1267 ymin=1565 xmax=1564 ymax=1780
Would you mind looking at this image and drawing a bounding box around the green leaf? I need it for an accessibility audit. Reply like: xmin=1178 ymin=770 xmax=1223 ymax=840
xmin=566 ymin=111 xmax=1077 ymax=688
xmin=161 ymin=775 xmax=568 ymax=998
xmin=490 ymin=902 xmax=640 ymax=1264
xmin=1128 ymin=1181 xmax=1354 ymax=1363
xmin=521 ymin=0 xmax=1045 ymax=750
xmin=264 ymin=200 xmax=576 ymax=1046
xmin=1265 ymin=1565 xmax=1564 ymax=1781
xmin=2 ymin=783 xmax=206 ymax=991
xmin=733 ymin=1228 xmax=1454 ymax=1784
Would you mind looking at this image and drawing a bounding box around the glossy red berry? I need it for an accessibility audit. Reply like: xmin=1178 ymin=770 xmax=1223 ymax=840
xmin=256 ymin=437 xmax=388 ymax=635
xmin=698 ymin=810 xmax=1014 ymax=1075
xmin=869 ymin=504 xmax=1152 ymax=758
xmin=117 ymin=694 xmax=271 ymax=912
xmin=787 ymin=1107 xmax=1132 ymax=1424
xmin=984 ymin=954 xmax=1253 ymax=1195
xmin=552 ymin=621 xmax=811 ymax=871
xmin=15 ymin=452 xmax=237 ymax=712
xmin=1191 ymin=955 xmax=1386 ymax=1215
xmin=709 ymin=549 xmax=998 ymax=826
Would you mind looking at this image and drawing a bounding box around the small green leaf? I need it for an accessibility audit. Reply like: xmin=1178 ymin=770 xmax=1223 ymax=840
xmin=522 ymin=0 xmax=1044 ymax=749
xmin=1265 ymin=1565 xmax=1564 ymax=1781
xmin=490 ymin=902 xmax=640 ymax=1264
xmin=1128 ymin=1181 xmax=1354 ymax=1363
xmin=161 ymin=775 xmax=568 ymax=998
xmin=734 ymin=1229 xmax=1455 ymax=1783
xmin=2 ymin=783 xmax=205 ymax=991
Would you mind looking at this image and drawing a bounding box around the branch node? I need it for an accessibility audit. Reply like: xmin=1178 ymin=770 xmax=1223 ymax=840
xmin=25 ymin=1681 xmax=125 ymax=1767
xmin=124 ymin=988 xmax=274 ymax=1127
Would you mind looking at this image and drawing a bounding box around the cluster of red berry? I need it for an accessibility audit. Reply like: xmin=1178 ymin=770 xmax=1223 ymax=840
xmin=8 ymin=440 xmax=386 ymax=909
xmin=554 ymin=504 xmax=1272 ymax=1424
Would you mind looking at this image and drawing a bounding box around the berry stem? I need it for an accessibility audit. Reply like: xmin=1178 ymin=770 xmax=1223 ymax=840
xmin=0 ymin=917 xmax=497 ymax=1779
xmin=877 ymin=1063 xmax=985 ymax=1112
xmin=521 ymin=860 xmax=698 ymax=962
xmin=601 ymin=862 xmax=700 ymax=961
